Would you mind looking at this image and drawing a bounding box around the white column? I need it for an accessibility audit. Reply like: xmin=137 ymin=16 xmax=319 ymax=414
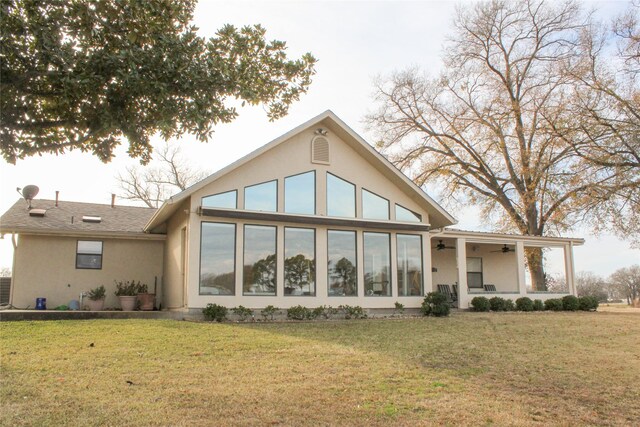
xmin=516 ymin=241 xmax=527 ymax=295
xmin=423 ymin=233 xmax=433 ymax=294
xmin=564 ymin=243 xmax=576 ymax=296
xmin=456 ymin=238 xmax=467 ymax=308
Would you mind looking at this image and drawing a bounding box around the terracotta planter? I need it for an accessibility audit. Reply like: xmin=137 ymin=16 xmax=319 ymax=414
xmin=86 ymin=298 xmax=105 ymax=311
xmin=137 ymin=293 xmax=155 ymax=311
xmin=118 ymin=295 xmax=137 ymax=311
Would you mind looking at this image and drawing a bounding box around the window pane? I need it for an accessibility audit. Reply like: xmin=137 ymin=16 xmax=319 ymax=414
xmin=327 ymin=173 xmax=355 ymax=217
xmin=362 ymin=189 xmax=389 ymax=220
xmin=467 ymin=257 xmax=482 ymax=272
xmin=285 ymin=172 xmax=315 ymax=214
xmin=468 ymin=272 xmax=483 ymax=289
xmin=200 ymin=223 xmax=236 ymax=295
xmin=467 ymin=257 xmax=483 ymax=289
xmin=397 ymin=234 xmax=423 ymax=296
xmin=245 ymin=181 xmax=277 ymax=212
xmin=395 ymin=204 xmax=422 ymax=222
xmin=76 ymin=254 xmax=102 ymax=269
xmin=364 ymin=232 xmax=391 ymax=296
xmin=328 ymin=230 xmax=357 ymax=296
xmin=284 ymin=228 xmax=315 ymax=296
xmin=202 ymin=190 xmax=237 ymax=209
xmin=77 ymin=241 xmax=102 ymax=255
xmin=243 ymin=225 xmax=277 ymax=296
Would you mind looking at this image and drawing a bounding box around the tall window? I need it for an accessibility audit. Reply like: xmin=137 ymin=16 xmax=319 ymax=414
xmin=244 ymin=180 xmax=277 ymax=212
xmin=467 ymin=257 xmax=483 ymax=289
xmin=328 ymin=230 xmax=357 ymax=296
xmin=76 ymin=240 xmax=103 ymax=269
xmin=395 ymin=204 xmax=422 ymax=222
xmin=284 ymin=228 xmax=315 ymax=296
xmin=200 ymin=223 xmax=236 ymax=295
xmin=327 ymin=173 xmax=355 ymax=217
xmin=362 ymin=189 xmax=389 ymax=220
xmin=243 ymin=225 xmax=277 ymax=295
xmin=202 ymin=190 xmax=237 ymax=209
xmin=285 ymin=171 xmax=315 ymax=214
xmin=397 ymin=234 xmax=423 ymax=296
xmin=364 ymin=232 xmax=391 ymax=296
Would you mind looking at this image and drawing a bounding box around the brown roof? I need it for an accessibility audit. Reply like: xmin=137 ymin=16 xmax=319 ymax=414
xmin=0 ymin=199 xmax=160 ymax=238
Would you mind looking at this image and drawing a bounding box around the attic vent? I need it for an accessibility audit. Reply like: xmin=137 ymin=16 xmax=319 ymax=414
xmin=82 ymin=215 xmax=101 ymax=223
xmin=311 ymin=136 xmax=330 ymax=164
xmin=29 ymin=209 xmax=46 ymax=217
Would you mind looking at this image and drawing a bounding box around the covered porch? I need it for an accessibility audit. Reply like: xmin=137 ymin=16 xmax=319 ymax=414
xmin=428 ymin=231 xmax=583 ymax=309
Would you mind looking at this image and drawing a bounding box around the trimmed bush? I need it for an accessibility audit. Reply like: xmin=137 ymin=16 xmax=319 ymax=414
xmin=232 ymin=305 xmax=253 ymax=321
xmin=421 ymin=292 xmax=450 ymax=317
xmin=578 ymin=296 xmax=599 ymax=311
xmin=261 ymin=305 xmax=280 ymax=321
xmin=203 ymin=303 xmax=228 ymax=322
xmin=340 ymin=305 xmax=367 ymax=319
xmin=532 ymin=299 xmax=545 ymax=311
xmin=489 ymin=297 xmax=507 ymax=311
xmin=503 ymin=299 xmax=515 ymax=311
xmin=470 ymin=296 xmax=490 ymax=312
xmin=515 ymin=297 xmax=534 ymax=312
xmin=287 ymin=305 xmax=312 ymax=320
xmin=562 ymin=295 xmax=580 ymax=311
xmin=544 ymin=298 xmax=564 ymax=311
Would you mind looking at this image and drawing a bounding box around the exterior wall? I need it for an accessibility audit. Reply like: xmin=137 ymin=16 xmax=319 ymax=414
xmin=163 ymin=201 xmax=190 ymax=309
xmin=11 ymin=234 xmax=164 ymax=309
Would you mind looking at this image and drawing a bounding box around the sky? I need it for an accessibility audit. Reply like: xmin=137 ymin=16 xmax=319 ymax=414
xmin=1 ymin=0 xmax=638 ymax=276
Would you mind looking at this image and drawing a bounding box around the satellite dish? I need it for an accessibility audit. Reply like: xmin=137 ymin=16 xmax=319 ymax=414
xmin=16 ymin=185 xmax=39 ymax=209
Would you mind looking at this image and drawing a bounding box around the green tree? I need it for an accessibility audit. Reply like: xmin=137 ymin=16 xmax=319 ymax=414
xmin=0 ymin=0 xmax=316 ymax=164
xmin=284 ymin=254 xmax=315 ymax=291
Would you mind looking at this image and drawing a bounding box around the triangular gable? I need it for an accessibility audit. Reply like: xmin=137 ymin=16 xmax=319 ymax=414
xmin=145 ymin=110 xmax=457 ymax=231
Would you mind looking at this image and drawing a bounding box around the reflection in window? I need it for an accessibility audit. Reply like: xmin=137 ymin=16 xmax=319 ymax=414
xmin=327 ymin=173 xmax=355 ymax=217
xmin=285 ymin=171 xmax=315 ymax=214
xmin=328 ymin=230 xmax=357 ymax=296
xmin=202 ymin=190 xmax=237 ymax=209
xmin=245 ymin=180 xmax=277 ymax=212
xmin=395 ymin=204 xmax=422 ymax=222
xmin=364 ymin=232 xmax=391 ymax=296
xmin=397 ymin=234 xmax=423 ymax=296
xmin=243 ymin=225 xmax=277 ymax=295
xmin=76 ymin=240 xmax=103 ymax=269
xmin=200 ymin=223 xmax=236 ymax=295
xmin=362 ymin=189 xmax=389 ymax=220
xmin=467 ymin=257 xmax=483 ymax=289
xmin=284 ymin=228 xmax=315 ymax=296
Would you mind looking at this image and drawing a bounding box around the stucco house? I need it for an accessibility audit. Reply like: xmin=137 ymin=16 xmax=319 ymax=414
xmin=0 ymin=111 xmax=583 ymax=311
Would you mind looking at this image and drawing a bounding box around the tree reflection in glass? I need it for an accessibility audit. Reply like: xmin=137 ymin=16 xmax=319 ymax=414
xmin=328 ymin=230 xmax=357 ymax=296
xmin=284 ymin=228 xmax=315 ymax=295
xmin=243 ymin=225 xmax=277 ymax=295
xmin=364 ymin=232 xmax=391 ymax=296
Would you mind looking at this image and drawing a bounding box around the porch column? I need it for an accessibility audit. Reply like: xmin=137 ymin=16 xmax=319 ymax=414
xmin=456 ymin=238 xmax=467 ymax=308
xmin=423 ymin=234 xmax=433 ymax=294
xmin=564 ymin=243 xmax=576 ymax=296
xmin=515 ymin=241 xmax=527 ymax=295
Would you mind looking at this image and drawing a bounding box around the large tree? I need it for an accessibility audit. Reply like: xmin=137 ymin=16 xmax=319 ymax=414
xmin=609 ymin=264 xmax=640 ymax=305
xmin=0 ymin=0 xmax=316 ymax=164
xmin=368 ymin=0 xmax=625 ymax=290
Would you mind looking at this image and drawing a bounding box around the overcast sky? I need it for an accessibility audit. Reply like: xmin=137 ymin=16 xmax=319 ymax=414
xmin=1 ymin=0 xmax=638 ymax=276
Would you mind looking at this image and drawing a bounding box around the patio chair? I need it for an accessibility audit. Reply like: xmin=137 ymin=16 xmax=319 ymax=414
xmin=484 ymin=284 xmax=497 ymax=292
xmin=437 ymin=284 xmax=457 ymax=306
xmin=452 ymin=284 xmax=458 ymax=300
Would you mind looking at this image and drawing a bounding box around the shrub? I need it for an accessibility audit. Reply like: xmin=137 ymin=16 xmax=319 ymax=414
xmin=203 ymin=303 xmax=228 ymax=322
xmin=87 ymin=285 xmax=106 ymax=301
xmin=287 ymin=305 xmax=312 ymax=320
xmin=532 ymin=299 xmax=545 ymax=311
xmin=562 ymin=295 xmax=580 ymax=311
xmin=544 ymin=298 xmax=563 ymax=311
xmin=503 ymin=299 xmax=515 ymax=311
xmin=114 ymin=280 xmax=140 ymax=296
xmin=313 ymin=305 xmax=338 ymax=319
xmin=515 ymin=297 xmax=534 ymax=312
xmin=261 ymin=305 xmax=280 ymax=321
xmin=470 ymin=296 xmax=490 ymax=312
xmin=340 ymin=305 xmax=367 ymax=319
xmin=394 ymin=301 xmax=405 ymax=315
xmin=232 ymin=305 xmax=254 ymax=321
xmin=489 ymin=297 xmax=507 ymax=311
xmin=421 ymin=292 xmax=450 ymax=317
xmin=578 ymin=296 xmax=599 ymax=311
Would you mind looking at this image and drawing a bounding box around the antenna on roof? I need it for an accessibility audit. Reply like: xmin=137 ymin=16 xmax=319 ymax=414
xmin=16 ymin=185 xmax=39 ymax=209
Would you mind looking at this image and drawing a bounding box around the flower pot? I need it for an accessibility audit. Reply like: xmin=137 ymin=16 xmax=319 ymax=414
xmin=86 ymin=298 xmax=105 ymax=311
xmin=118 ymin=295 xmax=137 ymax=311
xmin=137 ymin=293 xmax=155 ymax=311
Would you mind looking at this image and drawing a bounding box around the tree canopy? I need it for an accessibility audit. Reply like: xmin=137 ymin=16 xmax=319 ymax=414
xmin=0 ymin=0 xmax=316 ymax=164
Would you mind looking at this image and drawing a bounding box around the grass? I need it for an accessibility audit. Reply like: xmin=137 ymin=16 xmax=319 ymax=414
xmin=1 ymin=312 xmax=639 ymax=426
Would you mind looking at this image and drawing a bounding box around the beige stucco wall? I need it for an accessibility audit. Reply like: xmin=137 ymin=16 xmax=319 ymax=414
xmin=11 ymin=234 xmax=164 ymax=309
xmin=163 ymin=201 xmax=189 ymax=309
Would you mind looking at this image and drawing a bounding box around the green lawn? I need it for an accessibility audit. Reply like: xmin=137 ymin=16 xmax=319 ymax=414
xmin=1 ymin=312 xmax=638 ymax=426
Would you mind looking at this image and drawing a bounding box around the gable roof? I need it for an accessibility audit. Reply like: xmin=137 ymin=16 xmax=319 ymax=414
xmin=145 ymin=110 xmax=457 ymax=231
xmin=0 ymin=199 xmax=162 ymax=239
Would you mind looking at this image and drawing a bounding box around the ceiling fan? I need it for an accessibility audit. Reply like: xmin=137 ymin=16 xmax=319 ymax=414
xmin=491 ymin=244 xmax=515 ymax=253
xmin=433 ymin=240 xmax=455 ymax=251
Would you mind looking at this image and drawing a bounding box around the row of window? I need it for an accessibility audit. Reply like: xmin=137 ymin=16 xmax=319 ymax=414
xmin=202 ymin=171 xmax=422 ymax=222
xmin=199 ymin=222 xmax=424 ymax=297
